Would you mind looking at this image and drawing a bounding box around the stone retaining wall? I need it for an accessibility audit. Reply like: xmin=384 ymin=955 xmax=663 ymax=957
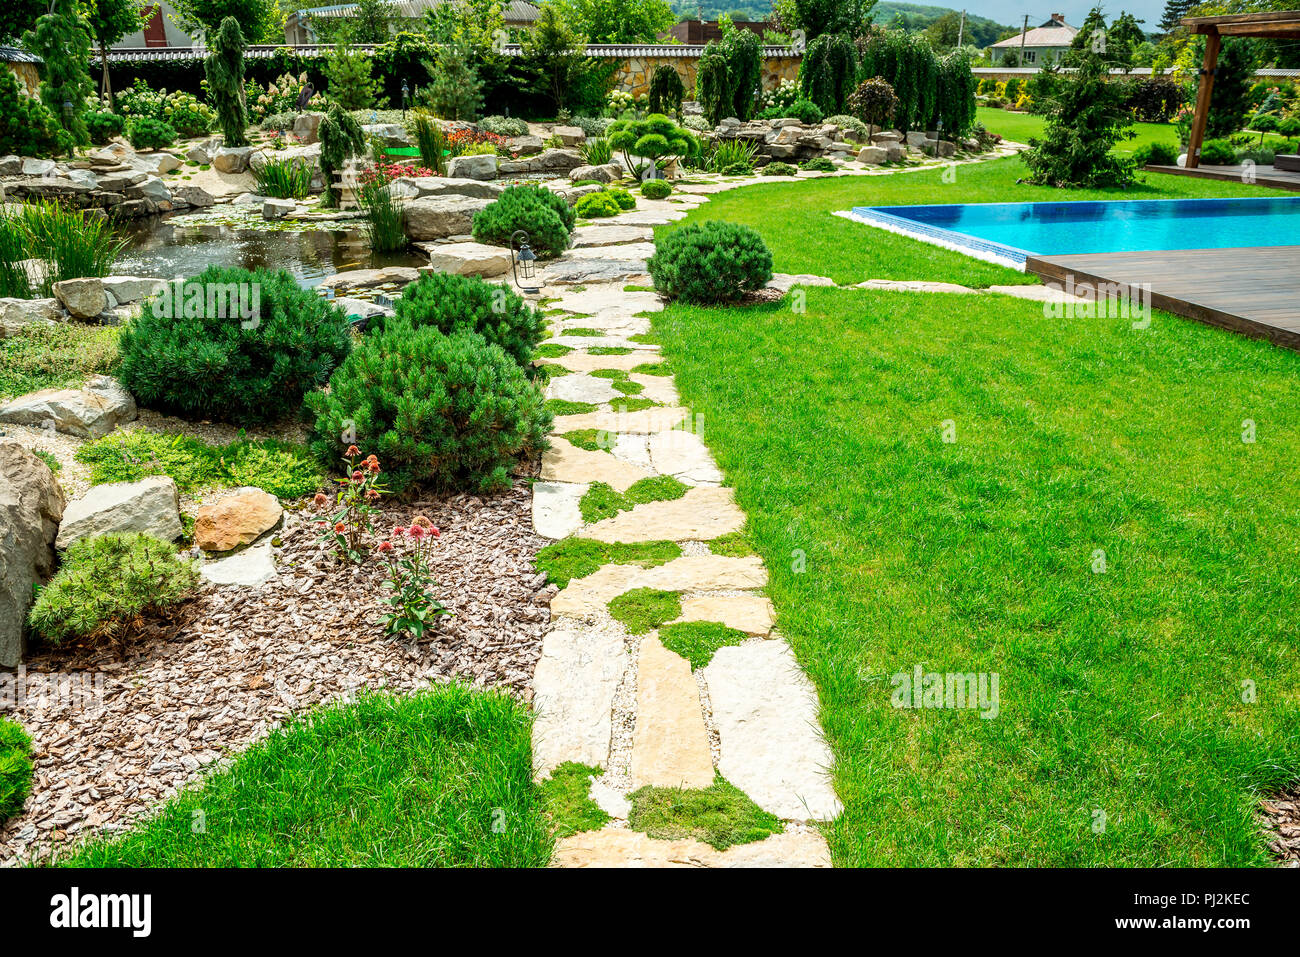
xmin=611 ymin=54 xmax=801 ymax=98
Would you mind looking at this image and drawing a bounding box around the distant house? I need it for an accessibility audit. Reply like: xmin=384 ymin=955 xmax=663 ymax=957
xmin=285 ymin=0 xmax=542 ymax=44
xmin=664 ymin=19 xmax=767 ymax=45
xmin=986 ymin=14 xmax=1078 ymax=66
xmin=114 ymin=2 xmax=199 ymax=49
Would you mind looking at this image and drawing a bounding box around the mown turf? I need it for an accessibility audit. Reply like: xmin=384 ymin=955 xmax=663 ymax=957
xmin=59 ymin=687 xmax=553 ymax=867
xmin=654 ymin=285 xmax=1300 ymax=866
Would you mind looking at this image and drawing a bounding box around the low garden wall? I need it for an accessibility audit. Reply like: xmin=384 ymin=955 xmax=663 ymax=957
xmin=611 ymin=52 xmax=801 ymax=98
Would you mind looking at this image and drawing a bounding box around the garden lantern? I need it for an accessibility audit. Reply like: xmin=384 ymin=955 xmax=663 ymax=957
xmin=510 ymin=230 xmax=539 ymax=293
xmin=62 ymin=99 xmax=74 ymax=158
xmin=401 ymin=79 xmax=410 ymax=116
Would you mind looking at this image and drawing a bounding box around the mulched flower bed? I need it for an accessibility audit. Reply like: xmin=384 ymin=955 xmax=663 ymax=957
xmin=0 ymin=483 xmax=555 ymax=866
xmin=1261 ymin=790 xmax=1300 ymax=866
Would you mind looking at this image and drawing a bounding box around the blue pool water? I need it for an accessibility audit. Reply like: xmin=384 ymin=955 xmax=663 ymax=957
xmin=848 ymin=197 xmax=1300 ymax=266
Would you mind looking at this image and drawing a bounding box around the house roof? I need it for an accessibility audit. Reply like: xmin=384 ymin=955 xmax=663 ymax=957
xmin=299 ymin=0 xmax=540 ymax=21
xmin=989 ymin=18 xmax=1078 ymax=49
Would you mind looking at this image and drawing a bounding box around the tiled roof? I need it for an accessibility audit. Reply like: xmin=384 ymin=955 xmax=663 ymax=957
xmin=299 ymin=0 xmax=541 ymax=21
xmin=98 ymin=42 xmax=798 ymax=63
xmin=989 ymin=25 xmax=1078 ymax=49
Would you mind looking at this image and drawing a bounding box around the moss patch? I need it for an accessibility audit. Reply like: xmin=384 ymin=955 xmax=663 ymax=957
xmin=579 ymin=476 xmax=688 ymax=524
xmin=558 ymin=327 xmax=606 ymax=337
xmin=545 ymin=399 xmax=597 ymax=416
xmin=658 ymin=621 xmax=749 ymax=670
xmin=611 ymin=396 xmax=662 ymax=412
xmin=535 ymin=344 xmax=572 ymax=358
xmin=561 ymin=429 xmax=610 ymax=452
xmin=628 ymin=775 xmax=781 ymax=850
xmin=608 ymin=588 xmax=682 ymax=634
xmin=534 ymin=539 xmax=682 ymax=589
xmin=539 ymin=762 xmax=610 ymax=838
xmin=709 ymin=530 xmax=757 ymax=557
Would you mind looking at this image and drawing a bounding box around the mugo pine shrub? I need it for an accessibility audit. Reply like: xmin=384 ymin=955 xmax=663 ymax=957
xmin=0 ymin=719 xmax=33 ymax=822
xmin=378 ymin=271 xmax=546 ymax=374
xmin=472 ymin=183 xmax=575 ymax=258
xmin=119 ymin=267 xmax=352 ymax=423
xmin=648 ymin=221 xmax=773 ymax=305
xmin=307 ymin=325 xmax=552 ymax=493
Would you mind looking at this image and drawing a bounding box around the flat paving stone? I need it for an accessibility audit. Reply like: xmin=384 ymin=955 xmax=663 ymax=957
xmin=565 ymin=241 xmax=656 ymax=261
xmin=549 ymin=286 xmax=662 ymax=316
xmin=553 ymin=826 xmax=832 ymax=867
xmin=200 ymin=539 xmax=277 ymax=587
xmin=543 ymin=352 xmax=664 ymax=374
xmin=554 ymin=407 xmax=691 ymax=435
xmin=628 ymin=373 xmax=678 ymax=406
xmin=701 ymin=640 xmax=843 ymax=821
xmin=532 ymin=481 xmax=587 ymax=539
xmin=582 ymin=486 xmax=745 ymax=543
xmin=547 ymin=372 xmax=620 ymax=405
xmin=767 ymin=273 xmax=840 ymax=293
xmin=630 ymin=636 xmax=715 ymax=789
xmin=676 ymin=594 xmax=774 ymax=636
xmin=571 ymin=224 xmax=653 ymax=247
xmin=553 ymin=555 xmax=766 ymax=618
xmin=532 ymin=622 xmax=627 ymax=777
xmin=540 ymin=259 xmax=650 ymax=285
xmin=855 ymin=279 xmax=976 ymax=294
xmin=541 ymin=438 xmax=653 ymax=492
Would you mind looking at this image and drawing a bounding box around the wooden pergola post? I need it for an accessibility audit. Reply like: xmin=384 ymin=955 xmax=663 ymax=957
xmin=1185 ymin=30 xmax=1221 ymax=170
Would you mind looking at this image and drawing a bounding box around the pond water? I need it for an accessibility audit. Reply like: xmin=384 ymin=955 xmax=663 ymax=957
xmin=116 ymin=215 xmax=427 ymax=288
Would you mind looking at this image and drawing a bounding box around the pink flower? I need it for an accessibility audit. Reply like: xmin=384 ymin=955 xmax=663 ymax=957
xmin=346 ymin=445 xmax=360 ymax=457
xmin=430 ymin=527 xmax=441 ymax=538
xmin=313 ymin=492 xmax=328 ymax=507
xmin=392 ymin=525 xmax=406 ymax=537
xmin=377 ymin=540 xmax=393 ymax=553
xmin=408 ymin=524 xmax=427 ymax=541
xmin=365 ymin=489 xmax=381 ymax=501
xmin=352 ymin=470 xmax=364 ymax=483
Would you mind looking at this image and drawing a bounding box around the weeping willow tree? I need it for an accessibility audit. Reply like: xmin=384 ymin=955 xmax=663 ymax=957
xmin=204 ymin=17 xmax=249 ymax=147
xmin=319 ymin=104 xmax=367 ymax=208
xmin=696 ymin=45 xmax=731 ymax=125
xmin=697 ymin=28 xmax=763 ymax=124
xmin=800 ymin=33 xmax=857 ymax=116
xmin=24 ymin=0 xmax=94 ymax=149
xmin=855 ymin=28 xmax=938 ymax=135
xmin=647 ymin=65 xmax=686 ymax=119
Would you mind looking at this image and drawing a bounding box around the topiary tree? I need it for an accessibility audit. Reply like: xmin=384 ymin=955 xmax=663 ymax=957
xmin=607 ymin=113 xmax=697 ymax=181
xmin=306 ymin=325 xmax=552 ymax=494
xmin=800 ymin=32 xmax=857 ymax=116
xmin=204 ymin=16 xmax=249 ymax=147
xmin=848 ymin=77 xmax=898 ymax=131
xmin=23 ymin=0 xmax=94 ymax=149
xmin=471 ymin=183 xmax=575 ymax=257
xmin=647 ymin=64 xmax=686 ymax=118
xmin=648 ymin=221 xmax=773 ymax=304
xmin=319 ymin=103 xmax=367 ymax=208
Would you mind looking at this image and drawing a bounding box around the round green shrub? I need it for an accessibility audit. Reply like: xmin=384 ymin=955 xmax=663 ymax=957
xmin=127 ymin=116 xmax=178 ymax=151
xmin=1199 ymin=138 xmax=1237 ymax=165
xmin=606 ymin=187 xmax=636 ymax=210
xmin=761 ymin=161 xmax=798 ymax=176
xmin=648 ymin=221 xmax=773 ymax=305
xmin=307 ymin=325 xmax=552 ymax=493
xmin=84 ymin=110 xmax=126 ymax=145
xmin=379 ymin=271 xmax=546 ymax=374
xmin=118 ymin=266 xmax=353 ymax=423
xmin=0 ymin=66 xmax=67 ymax=159
xmin=800 ymin=156 xmax=837 ymax=172
xmin=27 ymin=533 xmax=199 ymax=647
xmin=758 ymin=98 xmax=823 ymax=125
xmin=640 ymin=179 xmax=672 ymax=199
xmin=0 ymin=718 xmax=32 ymax=823
xmin=1132 ymin=142 xmax=1180 ymax=166
xmin=472 ymin=183 xmax=575 ymax=258
xmin=575 ymin=191 xmax=621 ymax=218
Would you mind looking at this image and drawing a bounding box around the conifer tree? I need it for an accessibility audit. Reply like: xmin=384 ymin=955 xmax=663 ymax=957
xmin=205 ymin=16 xmax=249 ymax=147
xmin=24 ymin=0 xmax=94 ymax=148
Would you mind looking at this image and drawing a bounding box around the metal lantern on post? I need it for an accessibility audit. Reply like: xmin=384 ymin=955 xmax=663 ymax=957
xmin=62 ymin=99 xmax=74 ymax=158
xmin=510 ymin=230 xmax=539 ymax=294
xmin=401 ymin=79 xmax=410 ymax=117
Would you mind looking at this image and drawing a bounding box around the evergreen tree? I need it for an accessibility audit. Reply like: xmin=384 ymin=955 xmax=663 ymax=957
xmin=521 ymin=5 xmax=589 ymax=114
xmin=800 ymin=32 xmax=857 ymax=115
xmin=204 ymin=17 xmax=249 ymax=148
xmin=88 ymin=0 xmax=147 ymax=110
xmin=23 ymin=0 xmax=94 ymax=149
xmin=326 ymin=42 xmax=382 ymax=111
xmin=421 ymin=42 xmax=485 ymax=120
xmin=1206 ymin=39 xmax=1256 ymax=139
xmin=1158 ymin=0 xmax=1196 ymax=34
xmin=319 ymin=103 xmax=366 ymax=208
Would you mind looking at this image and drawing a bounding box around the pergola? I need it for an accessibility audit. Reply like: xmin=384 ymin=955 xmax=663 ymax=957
xmin=1183 ymin=10 xmax=1300 ymax=168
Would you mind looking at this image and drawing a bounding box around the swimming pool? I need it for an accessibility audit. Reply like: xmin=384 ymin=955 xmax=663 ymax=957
xmin=845 ymin=197 xmax=1300 ymax=268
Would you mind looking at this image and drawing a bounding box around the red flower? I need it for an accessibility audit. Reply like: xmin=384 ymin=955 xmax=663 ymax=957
xmin=430 ymin=527 xmax=441 ymax=538
xmin=334 ymin=522 xmax=347 ymax=534
xmin=346 ymin=445 xmax=360 ymax=457
xmin=364 ymin=455 xmax=380 ymax=472
xmin=352 ymin=470 xmax=364 ymax=482
xmin=312 ymin=492 xmax=328 ymax=507
xmin=365 ymin=488 xmax=381 ymax=501
xmin=377 ymin=540 xmax=393 ymax=553
xmin=392 ymin=525 xmax=406 ymax=537
xmin=408 ymin=524 xmax=427 ymax=541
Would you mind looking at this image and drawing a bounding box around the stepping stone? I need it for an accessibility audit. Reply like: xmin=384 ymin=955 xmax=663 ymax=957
xmin=630 ymin=637 xmax=714 ymax=790
xmin=611 ymin=433 xmax=721 ymax=486
xmin=767 ymin=273 xmax=839 ymax=293
xmin=532 ymin=623 xmax=627 ymax=777
xmin=540 ymin=259 xmax=649 ymax=285
xmin=552 ymin=827 xmax=832 ymax=868
xmin=987 ymin=284 xmax=1087 ymax=303
xmin=545 ymin=333 xmax=647 ymax=350
xmin=547 ymin=372 xmax=620 ymax=405
xmin=855 ymin=279 xmax=976 ymax=294
xmin=701 ymin=641 xmax=842 ymax=821
xmin=541 ymin=438 xmax=653 ymax=492
xmin=548 ymin=287 xmax=662 ymax=317
xmin=200 ymin=539 xmax=277 ymax=587
xmin=554 ymin=313 xmax=649 ymax=334
xmin=552 ymin=555 xmax=766 ymax=618
xmin=582 ymin=486 xmax=745 ymax=543
xmin=543 ymin=352 xmax=663 ymax=374
xmin=554 ymin=407 xmax=690 ymax=435
xmin=564 ymin=242 xmax=656 ymax=261
xmin=676 ymin=594 xmax=774 ymax=636
xmin=532 ymin=481 xmax=587 ymax=539
xmin=571 ymin=224 xmax=653 ymax=247
xmin=628 ymin=373 xmax=678 ymax=406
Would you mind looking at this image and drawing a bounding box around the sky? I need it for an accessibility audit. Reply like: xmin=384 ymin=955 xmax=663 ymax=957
xmin=955 ymin=1 xmax=1168 ymax=30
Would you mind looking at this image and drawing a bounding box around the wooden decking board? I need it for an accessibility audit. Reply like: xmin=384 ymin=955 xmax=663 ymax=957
xmin=1144 ymin=163 xmax=1300 ymax=191
xmin=1025 ymin=245 xmax=1300 ymax=350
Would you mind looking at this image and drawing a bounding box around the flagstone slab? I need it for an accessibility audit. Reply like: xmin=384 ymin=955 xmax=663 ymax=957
xmin=541 ymin=438 xmax=653 ymax=492
xmin=571 ymin=224 xmax=654 ymax=247
xmin=611 ymin=210 xmax=684 ymax=226
xmin=547 ymin=372 xmax=620 ymax=405
xmin=548 ymin=286 xmax=663 ymax=316
xmin=676 ymin=594 xmax=774 ymax=636
xmin=565 ymin=242 xmax=656 ymax=261
xmin=552 ymin=555 xmax=766 ymax=618
xmin=545 ymin=334 xmax=644 ymax=350
xmin=552 ymin=827 xmax=832 ymax=867
xmin=582 ymin=486 xmax=744 ymax=543
xmin=701 ymin=641 xmax=842 ymax=821
xmin=553 ymin=314 xmax=651 ymax=334
xmin=630 ymin=637 xmax=715 ymax=789
xmin=628 ymin=373 xmax=679 ymax=406
xmin=543 ymin=352 xmax=664 ymax=374
xmin=612 ymin=431 xmax=721 ymax=486
xmin=533 ymin=623 xmax=627 ymax=777
xmin=588 ymin=776 xmax=631 ymax=818
xmin=855 ymin=279 xmax=976 ymax=294
xmin=532 ymin=481 xmax=588 ymax=539
xmin=767 ymin=273 xmax=840 ymax=293
xmin=540 ymin=259 xmax=650 ymax=285
xmin=554 ymin=407 xmax=691 ymax=435
xmin=987 ymin=284 xmax=1088 ymax=303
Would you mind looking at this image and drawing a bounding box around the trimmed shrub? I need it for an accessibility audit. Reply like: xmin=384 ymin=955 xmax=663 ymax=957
xmin=472 ymin=183 xmax=575 ymax=258
xmin=640 ymin=179 xmax=672 ymax=199
xmin=761 ymin=161 xmax=798 ymax=176
xmin=848 ymin=77 xmax=899 ymax=132
xmin=1199 ymin=138 xmax=1237 ymax=165
xmin=758 ymin=98 xmax=823 ymax=124
xmin=127 ymin=116 xmax=177 ymax=151
xmin=575 ymin=191 xmax=621 ymax=218
xmin=800 ymin=156 xmax=837 ymax=172
xmin=0 ymin=66 xmax=66 ymax=158
xmin=378 ymin=271 xmax=545 ymax=374
xmin=306 ymin=325 xmax=552 ymax=493
xmin=648 ymin=221 xmax=773 ymax=305
xmin=84 ymin=110 xmax=126 ymax=145
xmin=28 ymin=533 xmax=199 ymax=647
xmin=1132 ymin=142 xmax=1180 ymax=166
xmin=825 ymin=114 xmax=871 ymax=139
xmin=118 ymin=266 xmax=352 ymax=423
xmin=0 ymin=719 xmax=32 ymax=823
xmin=606 ymin=187 xmax=635 ymax=210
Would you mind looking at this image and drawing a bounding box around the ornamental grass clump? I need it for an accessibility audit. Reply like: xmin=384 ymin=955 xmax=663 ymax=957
xmin=472 ymin=183 xmax=575 ymax=258
xmin=0 ymin=719 xmax=33 ymax=823
xmin=306 ymin=325 xmax=552 ymax=494
xmin=27 ymin=533 xmax=198 ymax=649
xmin=18 ymin=200 xmax=126 ymax=295
xmin=254 ymin=155 xmax=314 ymax=199
xmin=648 ymin=221 xmax=773 ymax=305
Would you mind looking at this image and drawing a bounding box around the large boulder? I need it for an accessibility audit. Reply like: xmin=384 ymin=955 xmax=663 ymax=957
xmin=194 ymin=487 xmax=283 ymax=552
xmin=0 ymin=298 xmax=63 ymax=339
xmin=53 ymin=277 xmax=109 ymax=318
xmin=172 ymin=185 xmax=216 ymax=207
xmin=856 ymin=145 xmax=887 ymax=165
xmin=497 ymin=148 xmax=584 ymax=175
xmin=100 ymin=276 xmax=167 ymax=305
xmin=445 ymin=153 xmax=498 ymax=181
xmin=507 ymin=134 xmax=544 ymax=155
xmin=56 ymin=475 xmax=183 ymax=550
xmin=387 ymin=176 xmax=504 ymax=200
xmin=213 ymin=146 xmax=256 ymax=174
xmin=362 ymin=123 xmax=410 ymax=147
xmin=0 ymin=442 xmax=65 ymax=666
xmin=569 ymin=163 xmax=622 ymax=184
xmin=403 ymin=195 xmax=492 ymax=241
xmin=293 ymin=111 xmax=325 ymax=144
xmin=423 ymin=241 xmax=512 ymax=278
xmin=552 ymin=125 xmax=586 ymax=147
xmin=0 ymin=375 xmax=137 ymax=440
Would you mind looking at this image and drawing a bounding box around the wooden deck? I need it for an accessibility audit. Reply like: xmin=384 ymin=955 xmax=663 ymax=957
xmin=1145 ymin=163 xmax=1300 ymax=191
xmin=1025 ymin=246 xmax=1300 ymax=350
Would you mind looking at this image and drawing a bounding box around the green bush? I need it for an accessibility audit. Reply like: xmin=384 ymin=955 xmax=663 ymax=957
xmin=1199 ymin=138 xmax=1237 ymax=165
xmin=575 ymin=191 xmax=621 ymax=218
xmin=1132 ymin=142 xmax=1180 ymax=166
xmin=0 ymin=64 xmax=66 ymax=158
xmin=606 ymin=187 xmax=635 ymax=210
xmin=825 ymin=114 xmax=872 ymax=139
xmin=118 ymin=266 xmax=352 ymax=423
xmin=648 ymin=221 xmax=773 ymax=305
xmin=83 ymin=110 xmax=126 ymax=145
xmin=472 ymin=183 xmax=574 ymax=258
xmin=28 ymin=533 xmax=199 ymax=647
xmin=306 ymin=325 xmax=552 ymax=493
xmin=760 ymin=161 xmax=798 ymax=176
xmin=479 ymin=114 xmax=529 ymax=137
xmin=253 ymin=155 xmax=313 ymax=199
xmin=127 ymin=116 xmax=177 ymax=151
xmin=800 ymin=156 xmax=837 ymax=172
xmin=640 ymin=179 xmax=672 ymax=199
xmin=758 ymin=99 xmax=823 ymax=124
xmin=800 ymin=32 xmax=857 ymax=116
xmin=379 ymin=271 xmax=545 ymax=374
xmin=0 ymin=719 xmax=32 ymax=823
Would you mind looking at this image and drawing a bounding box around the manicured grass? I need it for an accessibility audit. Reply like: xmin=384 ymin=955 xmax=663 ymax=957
xmin=60 ymin=687 xmax=554 ymax=867
xmin=628 ymin=775 xmax=782 ymax=850
xmin=654 ymin=285 xmax=1300 ymax=866
xmin=657 ymin=155 xmax=1280 ymax=287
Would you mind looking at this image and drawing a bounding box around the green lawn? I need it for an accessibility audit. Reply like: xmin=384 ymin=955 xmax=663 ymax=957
xmin=653 ymin=285 xmax=1300 ymax=866
xmin=665 ymin=155 xmax=1278 ymax=287
xmin=59 ymin=686 xmax=554 ymax=867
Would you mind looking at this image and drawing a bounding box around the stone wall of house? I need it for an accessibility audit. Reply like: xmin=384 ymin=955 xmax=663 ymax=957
xmin=5 ymin=63 xmax=40 ymax=96
xmin=610 ymin=55 xmax=801 ymax=98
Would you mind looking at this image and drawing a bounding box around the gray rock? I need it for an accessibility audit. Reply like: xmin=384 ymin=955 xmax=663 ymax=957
xmin=101 ymin=276 xmax=166 ymax=305
xmin=552 ymin=125 xmax=586 ymax=146
xmin=539 ymin=259 xmax=647 ymax=285
xmin=185 ymin=144 xmax=212 ymax=165
xmin=856 ymin=145 xmax=887 ymax=165
xmin=497 ymin=148 xmax=584 ymax=174
xmin=292 ymin=111 xmax=325 ymax=144
xmin=445 ymin=153 xmax=498 ymax=181
xmin=424 ymin=241 xmax=512 ymax=277
xmin=387 ymin=176 xmax=505 ymax=200
xmin=508 ymin=134 xmax=544 ymax=155
xmin=213 ymin=146 xmax=255 ymax=174
xmin=333 ymin=297 xmax=393 ymax=322
xmin=263 ymin=198 xmax=297 ymax=220
xmin=0 ymin=375 xmax=137 ymax=440
xmin=0 ymin=155 xmax=21 ymax=175
xmin=0 ymin=298 xmax=63 ymax=338
xmin=0 ymin=442 xmax=65 ymax=666
xmin=56 ymin=475 xmax=183 ymax=550
xmin=172 ymin=185 xmax=216 ymax=207
xmin=362 ymin=123 xmax=410 ymax=147
xmin=21 ymin=158 xmax=56 ymax=176
xmin=885 ymin=143 xmax=907 ymax=163
xmin=200 ymin=539 xmax=277 ymax=587
xmin=402 ymin=195 xmax=492 ymax=241
xmin=905 ymin=130 xmax=928 ymax=147
xmin=53 ymin=278 xmax=108 ymax=318
xmin=569 ymin=163 xmax=622 ymax=184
